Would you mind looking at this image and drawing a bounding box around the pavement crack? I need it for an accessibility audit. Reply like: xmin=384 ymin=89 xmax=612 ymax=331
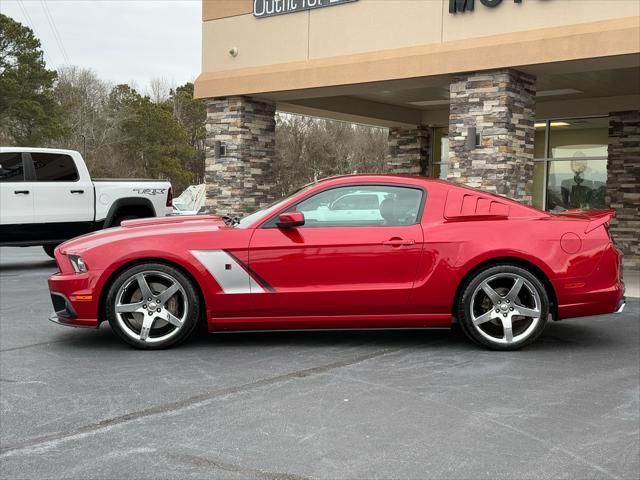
xmin=0 ymin=340 xmax=65 ymax=353
xmin=168 ymin=453 xmax=313 ymax=480
xmin=0 ymin=347 xmax=399 ymax=457
xmin=336 ymin=369 xmax=622 ymax=480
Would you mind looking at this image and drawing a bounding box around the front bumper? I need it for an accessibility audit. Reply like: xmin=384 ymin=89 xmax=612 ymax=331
xmin=49 ymin=312 xmax=97 ymax=329
xmin=48 ymin=272 xmax=100 ymax=328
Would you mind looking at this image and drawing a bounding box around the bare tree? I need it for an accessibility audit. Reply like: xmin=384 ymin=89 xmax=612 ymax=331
xmin=274 ymin=113 xmax=388 ymax=196
xmin=147 ymin=77 xmax=173 ymax=104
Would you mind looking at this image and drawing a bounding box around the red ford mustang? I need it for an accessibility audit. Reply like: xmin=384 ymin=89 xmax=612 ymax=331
xmin=48 ymin=175 xmax=625 ymax=350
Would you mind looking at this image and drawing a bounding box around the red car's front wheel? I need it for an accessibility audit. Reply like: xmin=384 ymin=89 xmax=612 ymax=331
xmin=105 ymin=262 xmax=201 ymax=349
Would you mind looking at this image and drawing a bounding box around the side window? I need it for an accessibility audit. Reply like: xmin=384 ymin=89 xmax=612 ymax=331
xmin=331 ymin=193 xmax=380 ymax=211
xmin=0 ymin=153 xmax=25 ymax=182
xmin=293 ymin=185 xmax=423 ymax=227
xmin=32 ymin=153 xmax=78 ymax=181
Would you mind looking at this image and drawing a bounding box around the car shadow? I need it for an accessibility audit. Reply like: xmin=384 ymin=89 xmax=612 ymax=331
xmin=0 ymin=260 xmax=57 ymax=272
xmin=46 ymin=319 xmax=620 ymax=354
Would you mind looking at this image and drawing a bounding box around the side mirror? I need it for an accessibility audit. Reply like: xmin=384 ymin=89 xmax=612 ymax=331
xmin=277 ymin=211 xmax=305 ymax=228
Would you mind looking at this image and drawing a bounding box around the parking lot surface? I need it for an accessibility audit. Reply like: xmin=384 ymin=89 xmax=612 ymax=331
xmin=1 ymin=247 xmax=638 ymax=480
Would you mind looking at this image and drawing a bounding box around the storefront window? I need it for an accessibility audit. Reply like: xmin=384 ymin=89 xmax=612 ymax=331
xmin=533 ymin=117 xmax=608 ymax=212
xmin=532 ymin=161 xmax=546 ymax=210
xmin=546 ymin=159 xmax=607 ymax=211
xmin=549 ymin=117 xmax=608 ymax=159
xmin=431 ymin=127 xmax=449 ymax=180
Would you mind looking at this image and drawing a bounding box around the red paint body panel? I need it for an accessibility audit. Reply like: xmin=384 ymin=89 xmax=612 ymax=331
xmin=47 ymin=175 xmax=624 ymax=332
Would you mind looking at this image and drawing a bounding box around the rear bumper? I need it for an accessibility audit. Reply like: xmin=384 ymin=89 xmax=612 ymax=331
xmin=556 ymin=244 xmax=625 ymax=320
xmin=615 ymin=298 xmax=626 ymax=314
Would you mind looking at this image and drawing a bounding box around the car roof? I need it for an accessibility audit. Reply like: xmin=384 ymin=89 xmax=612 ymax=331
xmin=312 ymin=173 xmax=442 ymax=186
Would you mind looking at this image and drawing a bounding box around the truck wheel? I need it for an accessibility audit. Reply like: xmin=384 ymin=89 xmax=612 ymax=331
xmin=457 ymin=265 xmax=549 ymax=351
xmin=43 ymin=245 xmax=58 ymax=259
xmin=105 ymin=262 xmax=201 ymax=349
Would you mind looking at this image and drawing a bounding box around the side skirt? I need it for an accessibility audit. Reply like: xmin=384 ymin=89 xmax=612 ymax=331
xmin=207 ymin=313 xmax=452 ymax=331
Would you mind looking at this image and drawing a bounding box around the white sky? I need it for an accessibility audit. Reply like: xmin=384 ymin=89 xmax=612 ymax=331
xmin=1 ymin=0 xmax=201 ymax=91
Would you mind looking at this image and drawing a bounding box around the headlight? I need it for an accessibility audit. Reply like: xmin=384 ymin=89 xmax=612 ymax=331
xmin=68 ymin=254 xmax=88 ymax=273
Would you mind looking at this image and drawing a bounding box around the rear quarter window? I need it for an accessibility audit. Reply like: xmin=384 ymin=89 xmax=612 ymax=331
xmin=32 ymin=153 xmax=79 ymax=181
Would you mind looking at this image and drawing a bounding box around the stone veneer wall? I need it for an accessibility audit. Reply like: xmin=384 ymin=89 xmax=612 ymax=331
xmin=447 ymin=69 xmax=536 ymax=204
xmin=204 ymin=96 xmax=277 ymax=217
xmin=386 ymin=127 xmax=430 ymax=175
xmin=607 ymin=110 xmax=640 ymax=268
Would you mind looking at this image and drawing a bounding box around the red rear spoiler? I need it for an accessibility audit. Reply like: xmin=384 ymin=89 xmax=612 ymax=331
xmin=584 ymin=210 xmax=615 ymax=234
xmin=556 ymin=209 xmax=616 ymax=234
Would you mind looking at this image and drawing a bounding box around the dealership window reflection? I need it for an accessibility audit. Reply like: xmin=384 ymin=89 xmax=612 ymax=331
xmin=533 ymin=117 xmax=608 ymax=212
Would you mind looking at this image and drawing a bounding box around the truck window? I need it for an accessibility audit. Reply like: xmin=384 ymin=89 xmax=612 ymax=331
xmin=32 ymin=153 xmax=79 ymax=181
xmin=0 ymin=153 xmax=25 ymax=182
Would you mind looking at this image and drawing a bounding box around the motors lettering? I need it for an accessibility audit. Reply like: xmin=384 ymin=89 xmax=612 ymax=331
xmin=450 ymin=0 xmax=524 ymax=14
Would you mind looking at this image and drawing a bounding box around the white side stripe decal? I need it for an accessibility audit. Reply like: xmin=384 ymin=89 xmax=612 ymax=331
xmin=190 ymin=250 xmax=265 ymax=294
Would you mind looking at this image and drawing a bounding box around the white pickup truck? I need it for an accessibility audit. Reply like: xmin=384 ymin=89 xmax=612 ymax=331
xmin=0 ymin=147 xmax=173 ymax=257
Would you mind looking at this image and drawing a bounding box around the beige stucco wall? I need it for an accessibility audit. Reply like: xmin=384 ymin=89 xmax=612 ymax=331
xmin=308 ymin=0 xmax=443 ymax=59
xmin=202 ymin=12 xmax=309 ymax=72
xmin=201 ymin=0 xmax=640 ymax=74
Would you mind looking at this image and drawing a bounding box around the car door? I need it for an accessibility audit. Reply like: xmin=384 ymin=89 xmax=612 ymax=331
xmin=247 ymin=184 xmax=425 ymax=320
xmin=30 ymin=151 xmax=94 ymax=240
xmin=0 ymin=152 xmax=36 ymax=242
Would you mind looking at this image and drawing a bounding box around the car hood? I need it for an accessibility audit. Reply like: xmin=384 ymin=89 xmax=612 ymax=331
xmin=120 ymin=215 xmax=226 ymax=229
xmin=58 ymin=215 xmax=230 ymax=254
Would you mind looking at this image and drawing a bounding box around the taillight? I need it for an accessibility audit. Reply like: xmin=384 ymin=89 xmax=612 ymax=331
xmin=166 ymin=187 xmax=173 ymax=207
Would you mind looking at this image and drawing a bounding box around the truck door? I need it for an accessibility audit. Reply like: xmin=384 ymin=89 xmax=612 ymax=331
xmin=29 ymin=151 xmax=94 ymax=240
xmin=0 ymin=152 xmax=35 ymax=242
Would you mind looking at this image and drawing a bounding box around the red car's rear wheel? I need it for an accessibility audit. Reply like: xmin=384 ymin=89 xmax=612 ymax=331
xmin=458 ymin=265 xmax=549 ymax=351
xmin=105 ymin=263 xmax=201 ymax=349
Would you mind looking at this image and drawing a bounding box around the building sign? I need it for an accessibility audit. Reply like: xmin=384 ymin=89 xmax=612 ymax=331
xmin=254 ymin=0 xmax=359 ymax=19
xmin=450 ymin=0 xmax=523 ymax=14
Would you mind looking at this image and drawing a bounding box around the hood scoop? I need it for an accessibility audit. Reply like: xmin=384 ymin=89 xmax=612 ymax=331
xmin=120 ymin=215 xmax=227 ymax=228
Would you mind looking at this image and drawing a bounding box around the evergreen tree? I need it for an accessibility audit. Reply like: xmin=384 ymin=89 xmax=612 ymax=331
xmin=0 ymin=14 xmax=66 ymax=145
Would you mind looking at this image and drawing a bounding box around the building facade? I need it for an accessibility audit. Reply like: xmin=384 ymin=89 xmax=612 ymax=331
xmin=195 ymin=0 xmax=640 ymax=267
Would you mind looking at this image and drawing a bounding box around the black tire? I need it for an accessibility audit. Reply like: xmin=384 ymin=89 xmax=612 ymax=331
xmin=457 ymin=265 xmax=549 ymax=351
xmin=43 ymin=244 xmax=58 ymax=259
xmin=105 ymin=262 xmax=201 ymax=350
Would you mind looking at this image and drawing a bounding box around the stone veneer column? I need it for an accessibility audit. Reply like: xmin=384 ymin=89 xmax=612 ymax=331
xmin=448 ymin=69 xmax=536 ymax=204
xmin=607 ymin=110 xmax=640 ymax=268
xmin=204 ymin=96 xmax=277 ymax=217
xmin=386 ymin=126 xmax=430 ymax=175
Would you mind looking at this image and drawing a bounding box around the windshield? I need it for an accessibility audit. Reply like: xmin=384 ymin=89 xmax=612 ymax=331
xmin=236 ymin=184 xmax=314 ymax=228
xmin=173 ymin=203 xmax=188 ymax=211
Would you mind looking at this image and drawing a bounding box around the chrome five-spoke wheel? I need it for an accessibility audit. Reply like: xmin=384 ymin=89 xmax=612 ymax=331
xmin=115 ymin=271 xmax=187 ymax=344
xmin=106 ymin=263 xmax=200 ymax=349
xmin=459 ymin=265 xmax=549 ymax=350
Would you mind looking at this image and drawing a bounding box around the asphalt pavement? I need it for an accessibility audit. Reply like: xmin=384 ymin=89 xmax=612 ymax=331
xmin=1 ymin=247 xmax=638 ymax=480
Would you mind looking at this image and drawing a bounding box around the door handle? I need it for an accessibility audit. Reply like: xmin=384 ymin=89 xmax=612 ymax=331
xmin=70 ymin=189 xmax=85 ymax=194
xmin=382 ymin=238 xmax=415 ymax=247
xmin=14 ymin=190 xmax=30 ymax=195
